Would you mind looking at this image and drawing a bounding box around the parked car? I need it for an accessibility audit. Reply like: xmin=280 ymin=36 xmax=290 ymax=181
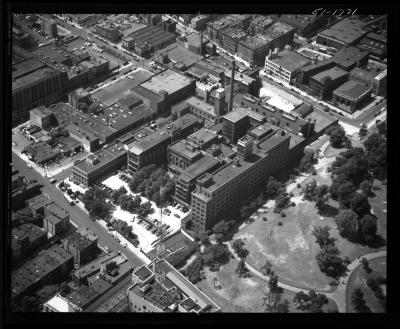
xmin=69 ymin=201 xmax=75 ymax=206
xmin=174 ymin=214 xmax=181 ymax=219
xmin=104 ymin=246 xmax=111 ymax=253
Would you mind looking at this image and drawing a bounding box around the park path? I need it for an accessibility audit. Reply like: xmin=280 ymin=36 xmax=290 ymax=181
xmin=225 ymin=242 xmax=386 ymax=313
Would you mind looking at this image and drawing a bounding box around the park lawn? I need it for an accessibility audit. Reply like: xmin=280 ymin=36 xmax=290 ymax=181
xmin=234 ymin=198 xmax=386 ymax=292
xmin=196 ymin=257 xmax=338 ymax=313
xmin=346 ymin=256 xmax=386 ymax=313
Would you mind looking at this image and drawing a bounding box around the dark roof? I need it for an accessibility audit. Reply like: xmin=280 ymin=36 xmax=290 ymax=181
xmin=133 ymin=265 xmax=152 ymax=281
xmin=333 ymin=80 xmax=371 ymax=100
xmin=333 ymin=46 xmax=369 ymax=69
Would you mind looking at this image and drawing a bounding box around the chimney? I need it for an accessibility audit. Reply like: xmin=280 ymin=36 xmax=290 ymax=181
xmin=229 ymin=61 xmax=236 ymax=113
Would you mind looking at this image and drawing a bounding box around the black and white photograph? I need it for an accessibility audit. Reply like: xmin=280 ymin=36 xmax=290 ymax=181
xmin=3 ymin=2 xmax=397 ymax=323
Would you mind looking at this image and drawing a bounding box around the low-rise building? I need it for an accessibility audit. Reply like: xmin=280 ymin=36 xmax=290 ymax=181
xmin=278 ymin=14 xmax=329 ymax=38
xmin=11 ymin=244 xmax=74 ymax=301
xmin=72 ymin=141 xmax=127 ymax=188
xmin=11 ymin=175 xmax=41 ymax=211
xmin=264 ymin=49 xmax=311 ymax=84
xmin=26 ymin=193 xmax=52 ymax=215
xmin=41 ymin=17 xmax=58 ymax=38
xmin=95 ymin=23 xmax=121 ymax=42
xmin=11 ymin=224 xmax=48 ymax=261
xmin=332 ymin=80 xmax=372 ymax=113
xmin=191 ymin=15 xmax=214 ymax=31
xmin=222 ymin=106 xmax=265 ymax=144
xmin=168 ymin=141 xmax=203 ymax=175
xmin=357 ymin=32 xmax=387 ymax=59
xmin=333 ymin=46 xmax=369 ymax=71
xmin=63 ymin=231 xmax=99 ymax=266
xmin=127 ymin=114 xmax=201 ymax=173
xmin=206 ymin=14 xmax=252 ymax=43
xmin=43 ymin=202 xmax=70 ymax=236
xmin=127 ymin=259 xmax=220 ymax=313
xmin=316 ymin=17 xmax=368 ymax=49
xmin=308 ymin=67 xmax=349 ymax=100
xmin=29 ymin=106 xmax=55 ymax=129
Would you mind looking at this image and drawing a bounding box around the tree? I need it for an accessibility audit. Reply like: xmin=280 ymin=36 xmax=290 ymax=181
xmin=337 ymin=181 xmax=355 ymax=208
xmin=261 ymin=260 xmax=273 ymax=276
xmin=298 ymin=149 xmax=317 ymax=173
xmin=212 ymin=220 xmax=234 ymax=237
xmin=215 ymin=233 xmax=224 ymax=244
xmin=303 ymin=179 xmax=318 ymax=201
xmin=236 ymin=258 xmax=249 ymax=277
xmin=232 ymin=239 xmax=246 ymax=257
xmin=335 ymin=210 xmax=358 ymax=240
xmin=360 ymin=180 xmax=372 ymax=196
xmin=274 ymin=192 xmax=290 ymax=212
xmin=358 ymin=214 xmax=377 ymax=243
xmin=350 ymin=192 xmax=371 ymax=218
xmin=326 ymin=125 xmax=348 ymax=148
xmin=185 ymin=256 xmax=204 ymax=283
xmin=199 ymin=232 xmax=210 ymax=245
xmin=265 ymin=177 xmax=284 ymax=199
xmin=316 ymin=244 xmax=347 ymax=278
xmin=351 ymin=288 xmax=372 ymax=313
xmin=312 ymin=225 xmax=335 ymax=248
xmin=268 ymin=273 xmax=282 ymax=294
xmin=202 ymin=244 xmax=231 ymax=267
xmin=264 ymin=294 xmax=289 ymax=313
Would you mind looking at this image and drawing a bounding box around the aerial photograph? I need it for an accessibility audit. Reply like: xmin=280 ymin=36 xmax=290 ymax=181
xmin=8 ymin=11 xmax=388 ymax=314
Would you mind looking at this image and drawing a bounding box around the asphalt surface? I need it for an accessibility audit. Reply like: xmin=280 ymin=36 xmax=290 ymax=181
xmin=11 ymin=152 xmax=145 ymax=268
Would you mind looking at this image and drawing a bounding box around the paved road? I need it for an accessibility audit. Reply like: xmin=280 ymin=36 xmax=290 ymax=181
xmin=12 ymin=152 xmax=146 ymax=268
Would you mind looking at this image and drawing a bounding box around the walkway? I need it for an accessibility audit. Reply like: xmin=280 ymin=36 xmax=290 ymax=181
xmin=226 ymin=240 xmax=386 ymax=312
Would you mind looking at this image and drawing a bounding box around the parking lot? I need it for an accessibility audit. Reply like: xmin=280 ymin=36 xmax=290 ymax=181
xmin=63 ymin=171 xmax=189 ymax=253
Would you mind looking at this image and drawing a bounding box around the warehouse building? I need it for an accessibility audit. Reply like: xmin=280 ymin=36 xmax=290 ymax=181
xmin=332 ymin=80 xmax=372 ymax=113
xmin=264 ymin=49 xmax=311 ymax=84
xmin=316 ymin=17 xmax=368 ymax=49
xmin=333 ymin=46 xmax=369 ymax=71
xmin=278 ymin=14 xmax=329 ymax=38
xmin=308 ymin=67 xmax=349 ymax=100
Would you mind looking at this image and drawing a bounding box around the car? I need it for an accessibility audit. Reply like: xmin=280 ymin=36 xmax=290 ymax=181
xmin=75 ymin=200 xmax=79 ymax=204
xmin=174 ymin=214 xmax=181 ymax=218
xmin=115 ymin=237 xmax=120 ymax=243
xmin=27 ymin=164 xmax=33 ymax=169
xmin=104 ymin=246 xmax=111 ymax=253
xmin=69 ymin=201 xmax=75 ymax=206
xmin=50 ymin=178 xmax=57 ymax=184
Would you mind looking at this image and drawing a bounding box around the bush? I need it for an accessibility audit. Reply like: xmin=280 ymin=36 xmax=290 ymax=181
xmin=280 ymin=212 xmax=286 ymax=217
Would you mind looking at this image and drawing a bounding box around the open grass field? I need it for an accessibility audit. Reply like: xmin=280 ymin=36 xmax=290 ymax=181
xmin=346 ymin=256 xmax=386 ymax=313
xmin=234 ymin=196 xmax=387 ymax=292
xmin=196 ymin=257 xmax=338 ymax=313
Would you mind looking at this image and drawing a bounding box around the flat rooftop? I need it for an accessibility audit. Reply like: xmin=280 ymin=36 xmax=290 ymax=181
xmin=158 ymin=44 xmax=203 ymax=68
xmin=240 ymin=34 xmax=272 ymax=50
xmin=333 ymin=46 xmax=369 ymax=69
xmin=140 ymin=69 xmax=193 ymax=95
xmin=311 ymin=66 xmax=348 ymax=83
xmin=223 ymin=106 xmax=264 ymax=123
xmin=12 ymin=57 xmax=46 ymax=79
xmin=180 ymin=155 xmax=220 ymax=182
xmin=64 ymin=231 xmax=97 ymax=251
xmin=318 ymin=17 xmax=367 ymax=46
xmin=128 ymin=25 xmax=175 ymax=48
xmin=350 ymin=67 xmax=380 ymax=81
xmin=265 ymin=21 xmax=294 ymax=39
xmin=185 ymin=96 xmax=216 ymax=117
xmin=46 ymin=202 xmax=68 ymax=219
xmin=333 ymin=80 xmax=371 ymax=100
xmin=208 ymin=14 xmax=251 ymax=31
xmin=268 ymin=50 xmax=311 ymax=73
xmin=92 ymin=70 xmax=153 ymax=106
xmin=74 ymin=141 xmax=126 ymax=174
xmin=188 ymin=128 xmax=219 ymax=146
xmin=27 ymin=193 xmax=52 ymax=210
xmin=169 ymin=141 xmax=202 ymax=160
xmin=12 ymin=245 xmax=73 ymax=298
xmin=12 ymin=67 xmax=58 ymax=90
xmin=304 ymin=110 xmax=338 ymax=134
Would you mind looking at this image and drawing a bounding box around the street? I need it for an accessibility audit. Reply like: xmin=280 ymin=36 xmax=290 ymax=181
xmin=12 ymin=152 xmax=146 ymax=268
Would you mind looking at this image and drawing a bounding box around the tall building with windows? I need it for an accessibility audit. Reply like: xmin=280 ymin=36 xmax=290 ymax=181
xmin=188 ymin=126 xmax=290 ymax=234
